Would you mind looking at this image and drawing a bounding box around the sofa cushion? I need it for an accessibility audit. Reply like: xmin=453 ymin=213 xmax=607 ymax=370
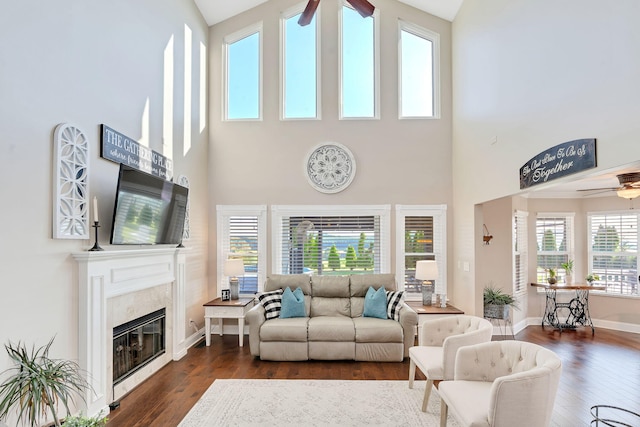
xmin=386 ymin=290 xmax=404 ymax=321
xmin=311 ymin=275 xmax=350 ymax=297
xmin=353 ymin=317 xmax=403 ymax=343
xmin=311 ymin=297 xmax=351 ymax=318
xmin=308 ymin=316 xmax=355 ymax=341
xmin=260 ymin=317 xmax=309 ymax=341
xmin=363 ymin=286 xmax=387 ymax=319
xmin=257 ymin=289 xmax=283 ymax=320
xmin=349 ymin=273 xmax=396 ymax=297
xmin=265 ymin=274 xmax=312 ymax=295
xmin=280 ymin=287 xmax=307 ymax=318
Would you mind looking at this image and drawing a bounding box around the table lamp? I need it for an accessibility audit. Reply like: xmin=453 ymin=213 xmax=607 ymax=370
xmin=415 ymin=260 xmax=438 ymax=306
xmin=224 ymin=259 xmax=244 ymax=300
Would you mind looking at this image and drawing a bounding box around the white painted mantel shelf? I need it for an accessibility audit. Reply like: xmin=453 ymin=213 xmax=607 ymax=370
xmin=72 ymin=247 xmax=187 ymax=418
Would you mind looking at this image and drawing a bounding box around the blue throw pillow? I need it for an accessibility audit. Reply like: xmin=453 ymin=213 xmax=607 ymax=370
xmin=280 ymin=287 xmax=307 ymax=318
xmin=363 ymin=286 xmax=387 ymax=319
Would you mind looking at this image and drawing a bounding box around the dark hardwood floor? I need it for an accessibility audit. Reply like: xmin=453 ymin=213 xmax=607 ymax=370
xmin=105 ymin=326 xmax=640 ymax=427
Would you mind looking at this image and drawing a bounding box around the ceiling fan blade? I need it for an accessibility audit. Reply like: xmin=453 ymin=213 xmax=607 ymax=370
xmin=346 ymin=0 xmax=375 ymax=18
xmin=577 ymin=187 xmax=618 ymax=192
xmin=298 ymin=0 xmax=320 ymax=26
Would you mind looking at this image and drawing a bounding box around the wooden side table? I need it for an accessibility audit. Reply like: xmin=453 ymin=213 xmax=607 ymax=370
xmin=203 ymin=297 xmax=255 ymax=347
xmin=406 ymin=302 xmax=464 ymax=345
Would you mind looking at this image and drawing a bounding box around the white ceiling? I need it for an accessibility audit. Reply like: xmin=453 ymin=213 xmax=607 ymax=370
xmin=194 ymin=0 xmax=464 ymax=26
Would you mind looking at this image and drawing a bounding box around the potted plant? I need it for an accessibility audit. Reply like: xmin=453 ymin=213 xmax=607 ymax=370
xmin=561 ymin=260 xmax=574 ymax=284
xmin=61 ymin=412 xmax=107 ymax=427
xmin=0 ymin=338 xmax=92 ymax=427
xmin=585 ymin=273 xmax=600 ymax=284
xmin=547 ymin=268 xmax=557 ymax=284
xmin=483 ymin=285 xmax=520 ymax=319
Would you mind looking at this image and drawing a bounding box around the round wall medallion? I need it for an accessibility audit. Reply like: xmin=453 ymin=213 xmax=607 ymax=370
xmin=305 ymin=143 xmax=356 ymax=193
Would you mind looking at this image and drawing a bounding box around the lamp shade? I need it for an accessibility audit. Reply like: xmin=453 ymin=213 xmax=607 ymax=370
xmin=224 ymin=258 xmax=245 ymax=277
xmin=415 ymin=260 xmax=438 ymax=280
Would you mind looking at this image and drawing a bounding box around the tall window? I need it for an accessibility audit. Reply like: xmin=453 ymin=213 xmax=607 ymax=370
xmin=281 ymin=5 xmax=319 ymax=119
xmin=272 ymin=205 xmax=390 ymax=275
xmin=398 ymin=21 xmax=440 ymax=118
xmin=536 ymin=214 xmax=574 ymax=283
xmin=217 ymin=206 xmax=267 ymax=294
xmin=340 ymin=3 xmax=379 ymax=119
xmin=224 ymin=23 xmax=262 ymax=120
xmin=588 ymin=212 xmax=639 ymax=295
xmin=396 ymin=205 xmax=447 ymax=300
xmin=513 ymin=210 xmax=528 ymax=296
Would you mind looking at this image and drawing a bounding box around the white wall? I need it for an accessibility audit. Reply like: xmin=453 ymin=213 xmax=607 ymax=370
xmin=453 ymin=0 xmax=640 ymax=322
xmin=0 ymin=1 xmax=209 ymax=421
xmin=208 ymin=0 xmax=453 ymax=291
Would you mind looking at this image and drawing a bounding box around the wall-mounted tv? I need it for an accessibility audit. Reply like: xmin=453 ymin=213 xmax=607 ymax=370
xmin=110 ymin=164 xmax=189 ymax=245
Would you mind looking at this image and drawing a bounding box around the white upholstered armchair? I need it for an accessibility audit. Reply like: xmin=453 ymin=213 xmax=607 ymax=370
xmin=438 ymin=340 xmax=562 ymax=427
xmin=408 ymin=315 xmax=493 ymax=412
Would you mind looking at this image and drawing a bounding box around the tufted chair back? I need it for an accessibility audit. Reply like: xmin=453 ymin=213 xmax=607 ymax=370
xmin=440 ymin=340 xmax=562 ymax=427
xmin=420 ymin=315 xmax=494 ymax=380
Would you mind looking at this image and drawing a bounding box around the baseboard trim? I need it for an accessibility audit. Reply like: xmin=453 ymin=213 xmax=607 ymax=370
xmin=186 ymin=327 xmax=205 ymax=349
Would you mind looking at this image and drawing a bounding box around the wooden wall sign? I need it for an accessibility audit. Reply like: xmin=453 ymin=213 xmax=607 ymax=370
xmin=519 ymin=138 xmax=597 ymax=189
xmin=100 ymin=124 xmax=173 ymax=180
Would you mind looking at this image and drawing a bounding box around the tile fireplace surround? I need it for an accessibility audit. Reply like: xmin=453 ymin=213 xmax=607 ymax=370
xmin=73 ymin=248 xmax=187 ymax=418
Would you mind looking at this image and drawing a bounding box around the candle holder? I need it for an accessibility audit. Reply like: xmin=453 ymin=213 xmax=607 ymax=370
xmin=89 ymin=221 xmax=104 ymax=251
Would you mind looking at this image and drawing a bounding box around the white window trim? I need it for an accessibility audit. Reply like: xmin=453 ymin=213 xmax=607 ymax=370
xmin=222 ymin=21 xmax=263 ymax=121
xmin=280 ymin=3 xmax=322 ymax=121
xmin=271 ymin=205 xmax=391 ymax=274
xmin=395 ymin=205 xmax=448 ymax=299
xmin=338 ymin=1 xmax=380 ymax=120
xmin=216 ymin=205 xmax=267 ymax=294
xmin=536 ymin=212 xmax=575 ymax=281
xmin=398 ymin=19 xmax=441 ymax=120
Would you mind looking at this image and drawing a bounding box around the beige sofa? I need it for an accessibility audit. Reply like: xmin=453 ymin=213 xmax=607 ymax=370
xmin=246 ymin=273 xmax=418 ymax=362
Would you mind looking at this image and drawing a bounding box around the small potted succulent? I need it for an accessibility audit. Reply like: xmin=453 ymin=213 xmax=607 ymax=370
xmin=585 ymin=273 xmax=600 ymax=284
xmin=483 ymin=285 xmax=519 ymax=319
xmin=547 ymin=268 xmax=557 ymax=285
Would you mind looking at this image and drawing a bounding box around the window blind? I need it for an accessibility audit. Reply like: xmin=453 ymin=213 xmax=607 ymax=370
xmin=588 ymin=212 xmax=639 ymax=295
xmin=513 ymin=210 xmax=528 ymax=296
xmin=536 ymin=214 xmax=574 ymax=282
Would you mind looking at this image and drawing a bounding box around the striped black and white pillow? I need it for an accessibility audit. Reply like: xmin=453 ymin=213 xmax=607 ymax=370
xmin=386 ymin=290 xmax=404 ymax=321
xmin=258 ymin=289 xmax=284 ymax=320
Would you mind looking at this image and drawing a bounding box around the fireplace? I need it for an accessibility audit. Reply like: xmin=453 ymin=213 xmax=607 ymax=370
xmin=113 ymin=308 xmax=166 ymax=385
xmin=73 ymin=248 xmax=187 ymax=418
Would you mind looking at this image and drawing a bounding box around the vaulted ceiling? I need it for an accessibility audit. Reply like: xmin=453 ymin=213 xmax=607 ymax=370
xmin=194 ymin=0 xmax=464 ymax=26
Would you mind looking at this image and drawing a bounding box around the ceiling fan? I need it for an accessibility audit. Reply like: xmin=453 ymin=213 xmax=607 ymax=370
xmin=578 ymin=172 xmax=640 ymax=199
xmin=298 ymin=0 xmax=375 ymax=26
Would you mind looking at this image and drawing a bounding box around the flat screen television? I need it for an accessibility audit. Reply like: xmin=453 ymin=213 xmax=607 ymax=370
xmin=110 ymin=164 xmax=189 ymax=245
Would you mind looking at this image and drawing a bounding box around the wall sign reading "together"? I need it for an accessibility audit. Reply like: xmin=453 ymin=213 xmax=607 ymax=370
xmin=519 ymin=138 xmax=597 ymax=189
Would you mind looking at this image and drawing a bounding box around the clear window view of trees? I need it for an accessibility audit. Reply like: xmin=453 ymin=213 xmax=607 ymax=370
xmin=302 ymin=232 xmax=374 ymax=274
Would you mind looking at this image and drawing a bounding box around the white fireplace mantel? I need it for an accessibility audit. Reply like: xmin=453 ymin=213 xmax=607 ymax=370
xmin=73 ymin=247 xmax=187 ymax=418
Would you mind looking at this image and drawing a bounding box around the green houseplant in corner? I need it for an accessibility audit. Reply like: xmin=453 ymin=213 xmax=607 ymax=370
xmin=483 ymin=285 xmax=520 ymax=319
xmin=0 ymin=337 xmax=92 ymax=427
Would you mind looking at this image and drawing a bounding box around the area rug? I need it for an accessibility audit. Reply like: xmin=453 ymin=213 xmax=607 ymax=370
xmin=178 ymin=379 xmax=460 ymax=426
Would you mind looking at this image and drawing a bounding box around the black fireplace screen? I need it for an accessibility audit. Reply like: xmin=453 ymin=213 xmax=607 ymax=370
xmin=113 ymin=308 xmax=166 ymax=385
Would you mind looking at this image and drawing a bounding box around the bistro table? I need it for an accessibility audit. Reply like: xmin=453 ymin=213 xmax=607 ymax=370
xmin=530 ymin=282 xmax=605 ymax=334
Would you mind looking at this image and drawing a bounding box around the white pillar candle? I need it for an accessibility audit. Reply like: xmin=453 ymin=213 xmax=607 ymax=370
xmin=93 ymin=197 xmax=99 ymax=222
